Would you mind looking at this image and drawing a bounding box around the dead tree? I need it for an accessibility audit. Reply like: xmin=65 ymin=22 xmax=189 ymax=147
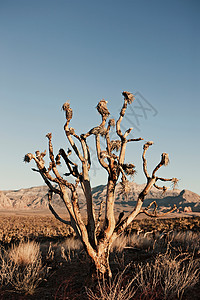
xmin=24 ymin=91 xmax=178 ymax=277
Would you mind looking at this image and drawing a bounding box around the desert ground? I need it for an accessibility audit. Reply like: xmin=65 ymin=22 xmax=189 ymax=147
xmin=0 ymin=211 xmax=200 ymax=299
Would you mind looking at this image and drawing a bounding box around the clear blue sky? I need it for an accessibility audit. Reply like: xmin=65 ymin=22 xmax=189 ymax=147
xmin=1 ymin=0 xmax=200 ymax=194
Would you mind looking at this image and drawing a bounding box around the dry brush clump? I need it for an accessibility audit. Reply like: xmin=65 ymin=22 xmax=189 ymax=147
xmin=60 ymin=237 xmax=83 ymax=263
xmin=111 ymin=228 xmax=200 ymax=256
xmin=87 ymin=246 xmax=199 ymax=300
xmin=134 ymin=250 xmax=199 ymax=300
xmin=0 ymin=241 xmax=45 ymax=295
xmin=87 ymin=264 xmax=137 ymax=300
xmin=50 ymin=231 xmax=200 ymax=300
xmin=1 ymin=216 xmax=200 ymax=246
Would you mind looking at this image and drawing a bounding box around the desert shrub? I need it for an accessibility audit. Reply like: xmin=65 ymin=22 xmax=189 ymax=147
xmin=60 ymin=237 xmax=83 ymax=263
xmin=134 ymin=250 xmax=199 ymax=300
xmin=111 ymin=230 xmax=200 ymax=257
xmin=110 ymin=235 xmax=128 ymax=253
xmin=172 ymin=231 xmax=200 ymax=251
xmin=87 ymin=264 xmax=137 ymax=300
xmin=88 ymin=247 xmax=199 ymax=300
xmin=8 ymin=240 xmax=40 ymax=265
xmin=0 ymin=241 xmax=44 ymax=294
xmin=0 ymin=215 xmax=74 ymax=245
xmin=111 ymin=232 xmax=158 ymax=254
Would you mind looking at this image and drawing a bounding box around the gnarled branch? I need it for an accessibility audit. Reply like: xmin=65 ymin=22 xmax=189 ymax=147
xmin=140 ymin=201 xmax=177 ymax=218
xmin=142 ymin=141 xmax=154 ymax=178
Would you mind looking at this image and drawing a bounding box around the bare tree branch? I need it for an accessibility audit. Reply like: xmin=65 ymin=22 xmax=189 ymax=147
xmin=116 ymin=91 xmax=134 ymax=138
xmin=48 ymin=200 xmax=71 ymax=226
xmin=142 ymin=141 xmax=154 ymax=178
xmin=140 ymin=203 xmax=177 ymax=218
xmin=95 ymin=134 xmax=110 ymax=172
xmin=127 ymin=137 xmax=143 ymax=142
xmin=157 ymin=177 xmax=173 ymax=182
xmin=154 ymin=183 xmax=168 ymax=193
xmin=32 ymin=168 xmax=61 ymax=194
xmin=152 ymin=153 xmax=170 ymax=177
xmin=95 ymin=199 xmax=105 ymax=235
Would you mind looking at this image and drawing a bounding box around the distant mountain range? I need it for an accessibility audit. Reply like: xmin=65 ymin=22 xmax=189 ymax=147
xmin=1 ymin=182 xmax=200 ymax=214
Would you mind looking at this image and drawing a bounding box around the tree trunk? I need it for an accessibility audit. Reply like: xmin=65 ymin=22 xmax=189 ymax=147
xmin=104 ymin=179 xmax=116 ymax=238
xmin=94 ymin=243 xmax=112 ymax=278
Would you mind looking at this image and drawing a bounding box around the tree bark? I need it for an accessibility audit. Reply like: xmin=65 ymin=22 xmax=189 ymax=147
xmin=94 ymin=242 xmax=112 ymax=278
xmin=104 ymin=179 xmax=116 ymax=239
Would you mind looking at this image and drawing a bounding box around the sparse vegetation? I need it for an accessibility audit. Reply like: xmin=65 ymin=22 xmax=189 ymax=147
xmin=0 ymin=241 xmax=44 ymax=295
xmin=134 ymin=250 xmax=199 ymax=300
xmin=0 ymin=215 xmax=74 ymax=245
xmin=0 ymin=216 xmax=199 ymax=298
xmin=1 ymin=215 xmax=200 ymax=245
xmin=87 ymin=250 xmax=199 ymax=300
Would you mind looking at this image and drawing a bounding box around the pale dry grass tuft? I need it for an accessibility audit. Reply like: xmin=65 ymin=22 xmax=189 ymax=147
xmin=87 ymin=264 xmax=137 ymax=300
xmin=173 ymin=231 xmax=200 ymax=251
xmin=60 ymin=237 xmax=83 ymax=263
xmin=135 ymin=250 xmax=199 ymax=300
xmin=0 ymin=241 xmax=44 ymax=295
xmin=111 ymin=232 xmax=155 ymax=253
xmin=8 ymin=240 xmax=40 ymax=266
xmin=111 ymin=230 xmax=200 ymax=254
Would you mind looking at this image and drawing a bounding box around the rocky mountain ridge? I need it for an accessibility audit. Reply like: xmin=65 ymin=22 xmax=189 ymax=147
xmin=1 ymin=182 xmax=199 ymax=214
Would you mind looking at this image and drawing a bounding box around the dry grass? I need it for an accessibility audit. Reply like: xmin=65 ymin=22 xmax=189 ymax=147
xmin=8 ymin=240 xmax=40 ymax=265
xmin=0 ymin=216 xmax=200 ymax=298
xmin=0 ymin=215 xmax=200 ymax=245
xmin=88 ymin=249 xmax=199 ymax=300
xmin=0 ymin=241 xmax=44 ymax=295
xmin=87 ymin=264 xmax=137 ymax=300
xmin=111 ymin=232 xmax=156 ymax=253
xmin=111 ymin=229 xmax=200 ymax=255
xmin=60 ymin=238 xmax=83 ymax=263
xmin=134 ymin=250 xmax=199 ymax=300
xmin=0 ymin=215 xmax=74 ymax=244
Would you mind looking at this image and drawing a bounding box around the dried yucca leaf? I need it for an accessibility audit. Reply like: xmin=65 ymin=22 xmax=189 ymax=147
xmin=110 ymin=140 xmax=121 ymax=152
xmin=122 ymin=91 xmax=135 ymax=104
xmin=100 ymin=127 xmax=107 ymax=137
xmin=143 ymin=141 xmax=154 ymax=150
xmin=46 ymin=132 xmax=52 ymax=140
xmin=119 ymin=179 xmax=131 ymax=197
xmin=108 ymin=118 xmax=115 ymax=127
xmin=24 ymin=153 xmax=34 ymax=163
xmin=90 ymin=126 xmax=106 ymax=136
xmin=66 ymin=108 xmax=73 ymax=121
xmin=161 ymin=153 xmax=169 ymax=166
xmin=122 ymin=163 xmax=136 ymax=176
xmin=171 ymin=177 xmax=179 ymax=189
xmin=96 ymin=99 xmax=110 ymax=117
xmin=90 ymin=127 xmax=100 ymax=135
xmin=62 ymin=101 xmax=73 ymax=121
xmin=62 ymin=101 xmax=70 ymax=111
